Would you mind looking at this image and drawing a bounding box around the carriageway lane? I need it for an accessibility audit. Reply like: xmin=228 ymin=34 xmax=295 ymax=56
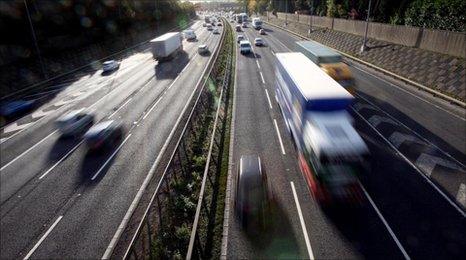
xmin=0 ymin=22 xmax=211 ymax=205
xmin=0 ymin=21 xmax=205 ymax=167
xmin=0 ymin=25 xmax=222 ymax=259
xmin=254 ymin=24 xmax=466 ymax=259
xmin=229 ymin=24 xmax=405 ymax=259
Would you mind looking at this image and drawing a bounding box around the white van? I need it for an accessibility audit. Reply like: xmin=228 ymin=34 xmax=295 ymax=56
xmin=239 ymin=40 xmax=252 ymax=54
xmin=183 ymin=30 xmax=196 ymax=41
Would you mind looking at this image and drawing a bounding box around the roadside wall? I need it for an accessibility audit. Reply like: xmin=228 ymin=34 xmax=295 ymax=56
xmin=269 ymin=12 xmax=466 ymax=58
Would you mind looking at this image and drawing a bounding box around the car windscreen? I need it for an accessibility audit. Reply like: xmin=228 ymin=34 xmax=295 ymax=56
xmin=240 ymin=43 xmax=250 ymax=48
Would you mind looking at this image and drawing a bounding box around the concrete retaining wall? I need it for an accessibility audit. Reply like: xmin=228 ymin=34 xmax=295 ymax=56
xmin=267 ymin=12 xmax=466 ymax=58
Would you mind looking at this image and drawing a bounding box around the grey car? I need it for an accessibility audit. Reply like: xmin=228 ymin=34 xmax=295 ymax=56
xmin=55 ymin=109 xmax=94 ymax=137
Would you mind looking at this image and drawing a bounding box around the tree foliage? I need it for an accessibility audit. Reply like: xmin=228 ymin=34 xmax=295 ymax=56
xmin=404 ymin=0 xmax=465 ymax=32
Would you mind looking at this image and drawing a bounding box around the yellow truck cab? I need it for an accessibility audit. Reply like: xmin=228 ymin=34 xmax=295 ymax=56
xmin=295 ymin=41 xmax=355 ymax=94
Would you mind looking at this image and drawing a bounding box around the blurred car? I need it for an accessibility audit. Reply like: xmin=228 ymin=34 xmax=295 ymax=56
xmin=239 ymin=40 xmax=252 ymax=54
xmin=236 ymin=35 xmax=244 ymax=43
xmin=217 ymin=22 xmax=222 ymax=26
xmin=235 ymin=25 xmax=242 ymax=32
xmin=254 ymin=37 xmax=264 ymax=46
xmin=206 ymin=24 xmax=213 ymax=31
xmin=55 ymin=109 xmax=94 ymax=137
xmin=235 ymin=155 xmax=272 ymax=232
xmin=242 ymin=22 xmax=247 ymax=28
xmin=198 ymin=44 xmax=209 ymax=55
xmin=202 ymin=22 xmax=207 ymax=27
xmin=213 ymin=28 xmax=220 ymax=34
xmin=0 ymin=100 xmax=36 ymax=124
xmin=84 ymin=120 xmax=123 ymax=150
xmin=259 ymin=29 xmax=266 ymax=35
xmin=102 ymin=60 xmax=119 ymax=73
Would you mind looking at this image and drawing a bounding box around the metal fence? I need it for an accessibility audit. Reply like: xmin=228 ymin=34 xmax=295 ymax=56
xmin=120 ymin=19 xmax=231 ymax=260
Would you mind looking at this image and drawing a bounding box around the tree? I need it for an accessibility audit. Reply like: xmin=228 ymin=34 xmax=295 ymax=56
xmin=404 ymin=0 xmax=465 ymax=32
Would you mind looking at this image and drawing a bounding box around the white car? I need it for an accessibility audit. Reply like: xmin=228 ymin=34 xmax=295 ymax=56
xmin=102 ymin=60 xmax=119 ymax=73
xmin=259 ymin=29 xmax=266 ymax=35
xmin=213 ymin=28 xmax=220 ymax=34
xmin=183 ymin=29 xmax=196 ymax=41
xmin=207 ymin=24 xmax=213 ymax=31
xmin=55 ymin=109 xmax=94 ymax=137
xmin=198 ymin=44 xmax=209 ymax=55
xmin=239 ymin=40 xmax=252 ymax=54
xmin=242 ymin=22 xmax=247 ymax=28
xmin=237 ymin=35 xmax=245 ymax=43
xmin=254 ymin=38 xmax=264 ymax=46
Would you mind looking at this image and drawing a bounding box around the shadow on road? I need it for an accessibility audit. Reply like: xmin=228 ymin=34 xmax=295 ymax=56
xmin=154 ymin=50 xmax=190 ymax=80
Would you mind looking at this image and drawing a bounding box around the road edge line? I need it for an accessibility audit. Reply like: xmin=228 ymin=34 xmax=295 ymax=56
xmin=262 ymin=20 xmax=466 ymax=109
xmin=290 ymin=181 xmax=315 ymax=260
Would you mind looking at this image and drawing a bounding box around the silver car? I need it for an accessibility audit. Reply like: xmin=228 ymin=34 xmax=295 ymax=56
xmin=56 ymin=109 xmax=94 ymax=137
xmin=102 ymin=60 xmax=119 ymax=73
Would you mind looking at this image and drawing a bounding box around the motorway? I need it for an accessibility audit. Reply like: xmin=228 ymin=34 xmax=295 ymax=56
xmin=226 ymin=20 xmax=465 ymax=259
xmin=0 ymin=19 xmax=223 ymax=259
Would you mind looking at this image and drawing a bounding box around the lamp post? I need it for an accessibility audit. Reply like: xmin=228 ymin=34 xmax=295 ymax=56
xmin=360 ymin=0 xmax=372 ymax=53
xmin=24 ymin=0 xmax=47 ymax=79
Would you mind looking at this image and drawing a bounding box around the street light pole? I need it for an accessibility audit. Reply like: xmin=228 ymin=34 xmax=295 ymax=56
xmin=24 ymin=0 xmax=47 ymax=79
xmin=360 ymin=0 xmax=372 ymax=53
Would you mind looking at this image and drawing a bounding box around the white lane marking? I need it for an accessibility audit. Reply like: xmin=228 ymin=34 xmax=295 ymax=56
xmin=91 ymin=133 xmax=132 ymax=181
xmin=273 ymin=119 xmax=286 ymax=155
xmin=103 ymin=31 xmax=222 ymax=259
xmin=356 ymin=94 xmax=465 ymax=168
xmin=255 ymin=60 xmax=261 ymax=69
xmin=270 ymin=35 xmax=292 ymax=51
xmin=290 ymin=182 xmax=315 ymax=260
xmin=415 ymin=153 xmax=464 ymax=177
xmin=265 ymin=89 xmax=273 ymax=109
xmin=142 ymin=97 xmax=163 ymax=120
xmin=108 ymin=98 xmax=132 ymax=119
xmin=1 ymin=131 xmax=57 ymax=172
xmin=23 ymin=216 xmax=63 ymax=260
xmin=352 ymin=66 xmax=465 ymax=122
xmin=457 ymin=183 xmax=466 ymax=208
xmin=271 ymin=49 xmax=276 ymax=56
xmin=2 ymin=122 xmax=34 ymax=134
xmin=352 ymin=108 xmax=466 ymax=217
xmin=368 ymin=115 xmax=398 ymax=127
xmin=39 ymin=140 xmax=84 ymax=179
xmin=360 ymin=184 xmax=411 ymax=260
xmin=388 ymin=132 xmax=424 ymax=149
xmin=31 ymin=109 xmax=54 ymax=119
xmin=259 ymin=71 xmax=265 ymax=84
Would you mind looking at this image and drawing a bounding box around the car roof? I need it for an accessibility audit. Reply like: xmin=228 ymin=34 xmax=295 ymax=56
xmin=198 ymin=44 xmax=207 ymax=48
xmin=255 ymin=37 xmax=262 ymax=40
xmin=103 ymin=60 xmax=115 ymax=65
xmin=85 ymin=120 xmax=115 ymax=136
xmin=239 ymin=40 xmax=250 ymax=45
xmin=57 ymin=109 xmax=84 ymax=122
xmin=238 ymin=155 xmax=263 ymax=188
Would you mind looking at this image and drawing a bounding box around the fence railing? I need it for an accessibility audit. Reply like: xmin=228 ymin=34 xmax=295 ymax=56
xmin=118 ymin=18 xmax=231 ymax=260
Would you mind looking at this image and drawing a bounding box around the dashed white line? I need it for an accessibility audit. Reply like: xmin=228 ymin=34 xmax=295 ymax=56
xmin=360 ymin=183 xmax=411 ymax=260
xmin=39 ymin=140 xmax=84 ymax=180
xmin=91 ymin=133 xmax=132 ymax=181
xmin=1 ymin=131 xmax=57 ymax=172
xmin=108 ymin=98 xmax=132 ymax=119
xmin=142 ymin=97 xmax=163 ymax=120
xmin=273 ymin=119 xmax=286 ymax=155
xmin=457 ymin=183 xmax=466 ymax=208
xmin=255 ymin=60 xmax=261 ymax=69
xmin=265 ymin=89 xmax=273 ymax=109
xmin=352 ymin=108 xmax=466 ymax=217
xmin=23 ymin=215 xmax=63 ymax=260
xmin=259 ymin=71 xmax=265 ymax=84
xmin=290 ymin=181 xmax=315 ymax=260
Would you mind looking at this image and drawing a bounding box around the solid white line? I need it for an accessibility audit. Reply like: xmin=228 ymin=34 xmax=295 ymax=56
xmin=265 ymin=89 xmax=273 ymax=109
xmin=91 ymin=133 xmax=132 ymax=181
xmin=142 ymin=97 xmax=163 ymax=120
xmin=355 ymin=94 xmax=465 ymax=168
xmin=108 ymin=98 xmax=132 ymax=119
xmin=360 ymin=184 xmax=411 ymax=260
xmin=259 ymin=71 xmax=265 ymax=84
xmin=23 ymin=215 xmax=63 ymax=260
xmin=1 ymin=131 xmax=57 ymax=172
xmin=255 ymin=60 xmax=261 ymax=69
xmin=352 ymin=66 xmax=465 ymax=121
xmin=352 ymin=108 xmax=466 ymax=217
xmin=290 ymin=182 xmax=315 ymax=260
xmin=273 ymin=119 xmax=286 ymax=155
xmin=39 ymin=140 xmax=84 ymax=179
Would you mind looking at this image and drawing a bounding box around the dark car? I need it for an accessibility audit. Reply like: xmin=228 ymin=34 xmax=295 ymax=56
xmin=235 ymin=155 xmax=273 ymax=233
xmin=84 ymin=120 xmax=123 ymax=151
xmin=0 ymin=100 xmax=36 ymax=125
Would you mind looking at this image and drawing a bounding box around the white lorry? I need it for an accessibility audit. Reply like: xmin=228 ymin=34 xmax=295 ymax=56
xmin=252 ymin=17 xmax=262 ymax=29
xmin=150 ymin=32 xmax=183 ymax=61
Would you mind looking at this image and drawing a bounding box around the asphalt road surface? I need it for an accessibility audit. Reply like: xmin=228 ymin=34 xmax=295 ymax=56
xmin=225 ymin=20 xmax=465 ymax=260
xmin=0 ymin=20 xmax=223 ymax=259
